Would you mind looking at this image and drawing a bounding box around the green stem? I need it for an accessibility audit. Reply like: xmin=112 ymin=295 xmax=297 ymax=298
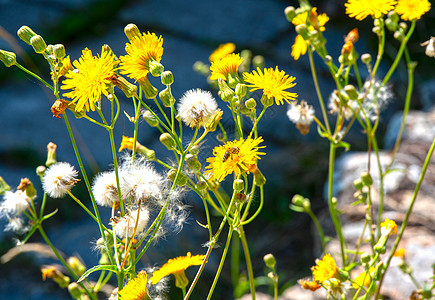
xmin=239 ymin=224 xmax=256 ymax=300
xmin=307 ymin=209 xmax=326 ymax=254
xmin=15 ymin=63 xmax=54 ymax=92
xmin=107 ymin=127 xmax=125 ymax=216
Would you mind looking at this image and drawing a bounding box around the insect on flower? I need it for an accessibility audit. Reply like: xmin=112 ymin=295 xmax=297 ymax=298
xmin=222 ymin=146 xmax=240 ymax=162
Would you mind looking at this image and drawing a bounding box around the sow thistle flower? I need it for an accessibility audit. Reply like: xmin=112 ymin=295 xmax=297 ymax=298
xmin=209 ymin=53 xmax=244 ymax=81
xmin=243 ymin=67 xmax=298 ymax=105
xmin=209 ymin=42 xmax=236 ymax=62
xmin=395 ymin=0 xmax=431 ymax=21
xmin=205 ymin=137 xmax=265 ymax=182
xmin=61 ymin=46 xmax=118 ymax=112
xmin=311 ymin=254 xmax=347 ymax=297
xmin=177 ymin=88 xmax=218 ymax=128
xmin=118 ymin=271 xmax=148 ymax=300
xmin=119 ymin=31 xmax=164 ymax=80
xmin=345 ymin=0 xmax=397 ymax=21
xmin=150 ymin=252 xmax=205 ymax=289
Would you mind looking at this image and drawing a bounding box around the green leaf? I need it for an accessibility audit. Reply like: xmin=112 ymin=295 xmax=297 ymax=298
xmin=41 ymin=209 xmax=58 ymax=221
xmin=78 ymin=265 xmax=118 ymax=282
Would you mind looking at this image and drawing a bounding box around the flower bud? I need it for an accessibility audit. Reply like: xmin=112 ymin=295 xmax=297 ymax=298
xmin=361 ymin=53 xmax=371 ymax=64
xmin=36 ymin=166 xmax=46 ymax=177
xmin=186 ymin=154 xmax=201 ymax=173
xmin=361 ymin=253 xmax=371 ymax=264
xmin=110 ymin=75 xmax=137 ymax=98
xmin=291 ymin=194 xmax=305 ymax=207
xmin=296 ymin=24 xmax=310 ymax=40
xmin=138 ymin=77 xmax=158 ymax=99
xmin=284 ymin=6 xmax=296 ymax=22
xmin=264 ymin=253 xmax=276 ymax=268
xmin=344 ymin=85 xmax=359 ymax=100
xmin=252 ymin=55 xmax=265 ymax=70
xmin=353 ymin=178 xmax=363 ymax=190
xmin=235 ymin=83 xmax=247 ymax=98
xmin=124 ymin=23 xmax=141 ymax=41
xmin=159 ymin=133 xmax=177 ymax=150
xmin=142 ymin=110 xmax=159 ymax=127
xmin=399 ymin=22 xmax=407 ymax=31
xmin=68 ymin=282 xmax=83 ymax=299
xmin=361 ymin=171 xmax=373 ymax=186
xmin=30 ymin=35 xmax=47 ymax=54
xmin=161 ymin=70 xmax=174 ymax=85
xmin=217 ymin=78 xmax=235 ymax=102
xmin=0 ymin=50 xmax=17 ymax=67
xmin=53 ymin=44 xmax=66 ymax=59
xmin=0 ymin=176 xmax=10 ymax=195
xmin=244 ymin=98 xmax=256 ymax=110
xmin=67 ymin=256 xmax=86 ymax=276
xmin=260 ymin=94 xmax=274 ymax=107
xmin=17 ymin=177 xmax=37 ymax=198
xmin=149 ymin=60 xmax=164 ymax=77
xmin=167 ymin=169 xmax=187 ymax=186
xmin=17 ymin=26 xmax=37 ymax=45
xmin=385 ymin=18 xmax=397 ymax=32
xmin=394 ymin=31 xmax=403 ymax=41
xmin=227 ymin=73 xmax=241 ymax=88
xmin=204 ymin=109 xmax=223 ymax=132
xmin=235 ymin=192 xmax=247 ymax=204
xmin=251 ymin=165 xmax=266 ymax=186
xmin=196 ymin=180 xmax=207 ymax=191
xmin=233 ymin=179 xmax=244 ymax=192
xmin=137 ymin=144 xmax=156 ymax=160
xmin=45 ymin=142 xmax=57 ymax=167
xmin=372 ymin=26 xmax=382 ymax=36
xmin=159 ymin=87 xmax=174 ymax=107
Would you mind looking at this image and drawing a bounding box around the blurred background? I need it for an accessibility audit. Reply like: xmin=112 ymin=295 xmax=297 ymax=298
xmin=0 ymin=0 xmax=434 ymax=299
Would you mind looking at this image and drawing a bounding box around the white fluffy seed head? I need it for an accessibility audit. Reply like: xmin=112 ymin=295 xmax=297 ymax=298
xmin=287 ymin=100 xmax=315 ymax=126
xmin=328 ymin=91 xmax=357 ymax=120
xmin=111 ymin=207 xmax=150 ymax=238
xmin=43 ymin=162 xmax=78 ymax=198
xmin=177 ymin=88 xmax=218 ymax=127
xmin=1 ymin=190 xmax=30 ymax=216
xmin=359 ymin=79 xmax=392 ymax=121
xmin=92 ymin=171 xmax=120 ymax=207
xmin=4 ymin=216 xmax=27 ymax=232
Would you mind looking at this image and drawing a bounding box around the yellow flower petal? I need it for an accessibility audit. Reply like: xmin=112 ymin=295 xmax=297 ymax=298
xmin=311 ymin=253 xmax=338 ymax=283
xmin=118 ymin=271 xmax=148 ymax=300
xmin=395 ymin=0 xmax=430 ymax=21
xmin=210 ymin=53 xmax=243 ymax=81
xmin=345 ymin=0 xmax=397 ymax=20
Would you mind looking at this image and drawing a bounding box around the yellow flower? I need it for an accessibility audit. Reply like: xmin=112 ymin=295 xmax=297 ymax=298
xmin=118 ymin=271 xmax=148 ymax=300
xmin=311 ymin=253 xmax=338 ymax=283
xmin=205 ymin=137 xmax=265 ymax=182
xmin=380 ymin=218 xmax=398 ymax=236
xmin=119 ymin=136 xmax=135 ymax=152
xmin=291 ymin=35 xmax=308 ymax=60
xmin=352 ymin=267 xmax=374 ymax=289
xmin=395 ymin=0 xmax=430 ymax=21
xmin=345 ymin=0 xmax=397 ymax=20
xmin=393 ymin=248 xmax=406 ymax=259
xmin=210 ymin=53 xmax=244 ymax=81
xmin=243 ymin=67 xmax=298 ymax=105
xmin=292 ymin=11 xmax=309 ymax=26
xmin=209 ymin=42 xmax=236 ymax=62
xmin=150 ymin=252 xmax=205 ymax=289
xmin=119 ymin=32 xmax=164 ymax=81
xmin=61 ymin=47 xmax=118 ymax=112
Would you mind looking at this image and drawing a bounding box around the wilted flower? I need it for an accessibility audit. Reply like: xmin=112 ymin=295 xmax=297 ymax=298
xmin=421 ymin=37 xmax=435 ymax=58
xmin=43 ymin=162 xmax=79 ymax=198
xmin=287 ymin=100 xmax=315 ymax=135
xmin=359 ymin=79 xmax=392 ymax=121
xmin=328 ymin=90 xmax=357 ymax=120
xmin=177 ymin=89 xmax=218 ymax=128
xmin=111 ymin=207 xmax=150 ymax=238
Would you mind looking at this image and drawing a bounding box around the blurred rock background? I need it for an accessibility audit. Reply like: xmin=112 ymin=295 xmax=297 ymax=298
xmin=0 ymin=0 xmax=434 ymax=299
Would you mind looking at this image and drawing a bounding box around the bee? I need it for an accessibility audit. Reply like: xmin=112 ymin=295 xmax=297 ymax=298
xmin=222 ymin=146 xmax=240 ymax=162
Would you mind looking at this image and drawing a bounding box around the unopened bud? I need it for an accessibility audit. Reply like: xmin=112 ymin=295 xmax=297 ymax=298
xmin=161 ymin=70 xmax=174 ymax=85
xmin=372 ymin=26 xmax=382 ymax=36
xmin=17 ymin=26 xmax=37 ymax=45
xmin=142 ymin=110 xmax=159 ymax=127
xmin=68 ymin=282 xmax=83 ymax=299
xmin=245 ymin=98 xmax=256 ymax=110
xmin=167 ymin=169 xmax=187 ymax=186
xmin=160 ymin=133 xmax=177 ymax=150
xmin=296 ymin=24 xmax=310 ymax=40
xmin=227 ymin=73 xmax=241 ymax=88
xmin=361 ymin=253 xmax=371 ymax=264
xmin=252 ymin=55 xmax=265 ymax=69
xmin=233 ymin=179 xmax=244 ymax=192
xmin=385 ymin=18 xmax=397 ymax=32
xmin=124 ymin=23 xmax=141 ymax=41
xmin=149 ymin=60 xmax=164 ymax=77
xmin=111 ymin=75 xmax=137 ymax=98
xmin=137 ymin=144 xmax=156 ymax=160
xmin=67 ymin=257 xmax=86 ymax=276
xmin=186 ymin=154 xmax=201 ymax=173
xmin=361 ymin=53 xmax=371 ymax=64
xmin=138 ymin=77 xmax=158 ymax=99
xmin=284 ymin=6 xmax=296 ymax=22
xmin=394 ymin=31 xmax=403 ymax=41
xmin=17 ymin=178 xmax=37 ymax=198
xmin=399 ymin=22 xmax=407 ymax=31
xmin=30 ymin=35 xmax=47 ymax=54
xmin=361 ymin=171 xmax=373 ymax=186
xmin=217 ymin=78 xmax=235 ymax=102
xmin=264 ymin=253 xmax=276 ymax=268
xmin=204 ymin=109 xmax=223 ymax=132
xmin=344 ymin=85 xmax=359 ymax=100
xmin=53 ymin=44 xmax=66 ymax=59
xmin=292 ymin=194 xmax=305 ymax=207
xmin=235 ymin=83 xmax=247 ymax=98
xmin=260 ymin=94 xmax=274 ymax=107
xmin=196 ymin=180 xmax=207 ymax=191
xmin=0 ymin=50 xmax=17 ymax=67
xmin=45 ymin=142 xmax=57 ymax=167
xmin=353 ymin=178 xmax=364 ymax=190
xmin=159 ymin=87 xmax=174 ymax=107
xmin=36 ymin=166 xmax=46 ymax=177
xmin=252 ymin=165 xmax=266 ymax=186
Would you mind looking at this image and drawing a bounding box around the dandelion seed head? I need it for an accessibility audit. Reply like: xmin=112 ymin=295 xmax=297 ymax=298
xmin=111 ymin=207 xmax=150 ymax=239
xmin=177 ymin=89 xmax=218 ymax=128
xmin=43 ymin=162 xmax=78 ymax=198
xmin=92 ymin=171 xmax=120 ymax=207
xmin=1 ymin=190 xmax=30 ymax=216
